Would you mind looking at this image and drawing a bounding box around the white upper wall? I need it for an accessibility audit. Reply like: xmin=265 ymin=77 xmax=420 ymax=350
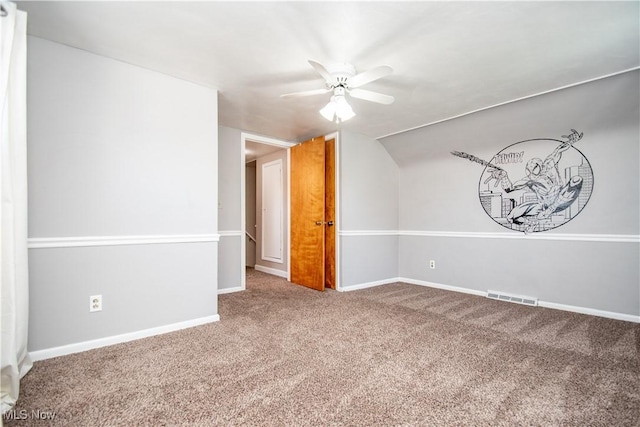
xmin=339 ymin=130 xmax=399 ymax=231
xmin=218 ymin=126 xmax=242 ymax=231
xmin=28 ymin=37 xmax=219 ymax=238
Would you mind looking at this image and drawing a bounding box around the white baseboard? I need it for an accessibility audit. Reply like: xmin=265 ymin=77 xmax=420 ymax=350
xmin=343 ymin=276 xmax=639 ymax=323
xmin=398 ymin=277 xmax=487 ymax=297
xmin=338 ymin=278 xmax=400 ymax=292
xmin=400 ymin=277 xmax=639 ymax=323
xmin=537 ymin=301 xmax=639 ymax=323
xmin=254 ymin=264 xmax=288 ymax=279
xmin=218 ymin=286 xmax=244 ymax=294
xmin=29 ymin=314 xmax=220 ymax=361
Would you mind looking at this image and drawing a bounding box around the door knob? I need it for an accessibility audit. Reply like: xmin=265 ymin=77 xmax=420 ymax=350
xmin=315 ymin=221 xmax=323 ymax=226
xmin=327 ymin=221 xmax=334 ymax=226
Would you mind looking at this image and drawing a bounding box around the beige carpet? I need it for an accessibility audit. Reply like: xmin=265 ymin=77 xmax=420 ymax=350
xmin=5 ymin=268 xmax=639 ymax=426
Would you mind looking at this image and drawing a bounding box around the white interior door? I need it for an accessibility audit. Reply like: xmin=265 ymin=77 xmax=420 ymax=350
xmin=261 ymin=159 xmax=283 ymax=263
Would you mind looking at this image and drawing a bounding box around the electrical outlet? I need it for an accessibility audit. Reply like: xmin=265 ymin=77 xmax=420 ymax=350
xmin=429 ymin=260 xmax=436 ymax=269
xmin=90 ymin=295 xmax=102 ymax=312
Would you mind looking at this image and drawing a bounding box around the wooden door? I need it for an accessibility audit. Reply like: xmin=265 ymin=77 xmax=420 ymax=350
xmin=290 ymin=136 xmax=326 ymax=290
xmin=324 ymin=138 xmax=336 ymax=289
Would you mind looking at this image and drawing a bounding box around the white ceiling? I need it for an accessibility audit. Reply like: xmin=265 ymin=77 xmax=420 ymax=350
xmin=16 ymin=1 xmax=640 ymax=143
xmin=245 ymin=140 xmax=284 ymax=163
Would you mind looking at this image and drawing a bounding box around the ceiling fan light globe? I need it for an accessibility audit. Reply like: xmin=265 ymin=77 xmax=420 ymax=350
xmin=320 ymin=99 xmax=337 ymax=121
xmin=335 ymin=96 xmax=355 ymax=121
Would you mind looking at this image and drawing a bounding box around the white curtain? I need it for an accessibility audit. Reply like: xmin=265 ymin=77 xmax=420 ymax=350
xmin=0 ymin=1 xmax=32 ymax=416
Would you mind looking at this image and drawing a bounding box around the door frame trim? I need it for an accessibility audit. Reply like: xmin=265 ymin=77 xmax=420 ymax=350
xmin=324 ymin=132 xmax=341 ymax=291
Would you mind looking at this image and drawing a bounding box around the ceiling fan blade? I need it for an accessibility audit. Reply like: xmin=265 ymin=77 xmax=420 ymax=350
xmin=308 ymin=60 xmax=333 ymax=84
xmin=348 ymin=88 xmax=395 ymax=105
xmin=280 ymin=88 xmax=331 ymax=98
xmin=349 ymin=65 xmax=393 ymax=88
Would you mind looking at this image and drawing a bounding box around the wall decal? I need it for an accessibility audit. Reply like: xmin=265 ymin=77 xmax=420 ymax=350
xmin=452 ymin=129 xmax=593 ymax=233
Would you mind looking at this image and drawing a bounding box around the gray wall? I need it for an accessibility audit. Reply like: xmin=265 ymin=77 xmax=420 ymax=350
xmin=27 ymin=37 xmax=219 ymax=351
xmin=339 ymin=130 xmax=399 ymax=288
xmin=381 ymin=71 xmax=639 ymax=317
xmin=218 ymin=126 xmax=243 ymax=290
xmin=255 ymin=149 xmax=288 ymax=275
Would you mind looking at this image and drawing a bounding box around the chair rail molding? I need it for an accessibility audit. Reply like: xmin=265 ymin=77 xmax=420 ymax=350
xmin=28 ymin=234 xmax=221 ymax=249
xmin=219 ymin=230 xmax=243 ymax=237
xmin=339 ymin=230 xmax=639 ymax=243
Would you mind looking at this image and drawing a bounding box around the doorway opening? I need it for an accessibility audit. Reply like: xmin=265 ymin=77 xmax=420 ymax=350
xmin=241 ymin=133 xmax=295 ymax=290
xmin=241 ymin=132 xmax=340 ymax=292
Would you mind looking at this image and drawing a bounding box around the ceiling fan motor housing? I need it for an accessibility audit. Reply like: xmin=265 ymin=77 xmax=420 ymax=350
xmin=326 ymin=63 xmax=357 ymax=88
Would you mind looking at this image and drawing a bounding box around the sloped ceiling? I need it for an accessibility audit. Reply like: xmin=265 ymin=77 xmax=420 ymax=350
xmin=16 ymin=1 xmax=640 ymax=142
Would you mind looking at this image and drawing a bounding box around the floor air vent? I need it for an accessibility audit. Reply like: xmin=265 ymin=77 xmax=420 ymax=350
xmin=487 ymin=290 xmax=538 ymax=306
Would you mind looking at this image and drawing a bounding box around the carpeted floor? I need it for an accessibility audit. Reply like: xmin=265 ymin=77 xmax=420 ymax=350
xmin=5 ymin=268 xmax=640 ymax=426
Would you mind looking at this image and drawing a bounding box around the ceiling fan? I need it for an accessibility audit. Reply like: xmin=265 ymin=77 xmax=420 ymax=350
xmin=281 ymin=60 xmax=394 ymax=122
